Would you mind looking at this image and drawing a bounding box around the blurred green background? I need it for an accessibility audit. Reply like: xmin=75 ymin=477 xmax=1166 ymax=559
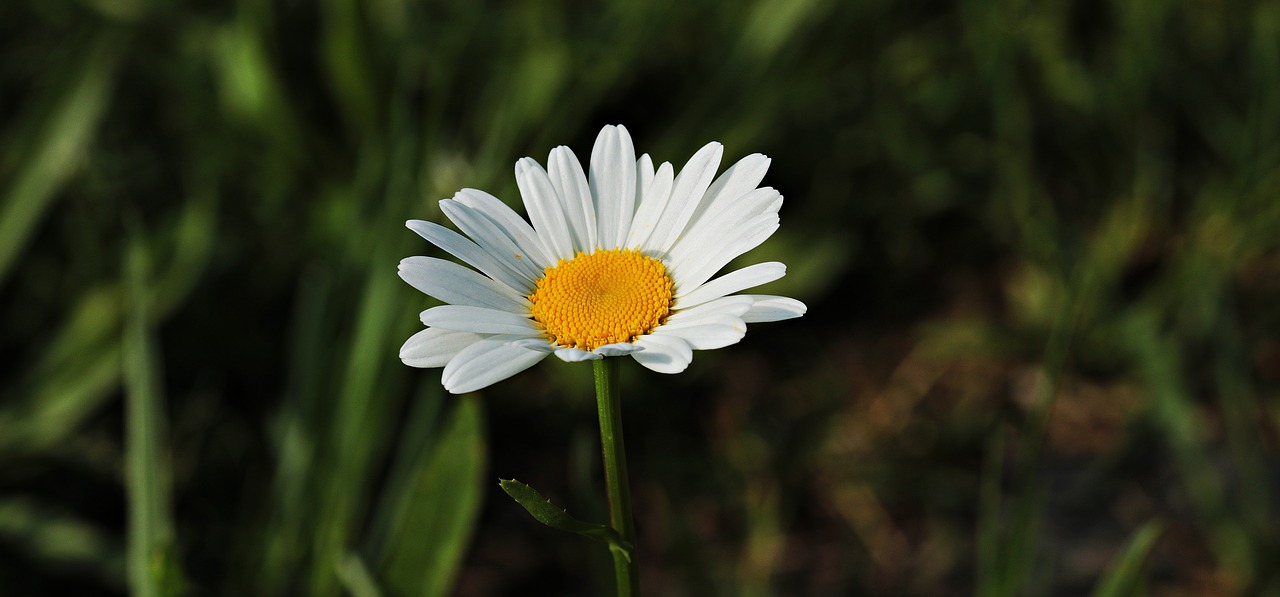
xmin=3 ymin=0 xmax=1279 ymax=595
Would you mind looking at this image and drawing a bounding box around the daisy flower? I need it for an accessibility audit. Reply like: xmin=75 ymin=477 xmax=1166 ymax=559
xmin=399 ymin=125 xmax=806 ymax=393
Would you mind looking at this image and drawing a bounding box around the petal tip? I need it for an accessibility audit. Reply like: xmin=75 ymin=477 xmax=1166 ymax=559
xmin=554 ymin=347 xmax=603 ymax=362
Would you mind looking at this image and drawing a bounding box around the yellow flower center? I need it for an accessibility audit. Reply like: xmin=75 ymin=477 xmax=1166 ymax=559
xmin=529 ymin=249 xmax=674 ymax=351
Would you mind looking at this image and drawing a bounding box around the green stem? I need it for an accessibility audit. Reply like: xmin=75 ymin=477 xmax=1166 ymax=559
xmin=594 ymin=358 xmax=638 ymax=597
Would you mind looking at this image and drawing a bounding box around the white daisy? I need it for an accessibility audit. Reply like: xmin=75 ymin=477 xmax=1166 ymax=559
xmin=399 ymin=125 xmax=806 ymax=394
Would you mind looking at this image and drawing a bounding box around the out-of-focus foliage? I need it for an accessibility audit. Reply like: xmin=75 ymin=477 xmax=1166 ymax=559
xmin=1 ymin=0 xmax=1278 ymax=595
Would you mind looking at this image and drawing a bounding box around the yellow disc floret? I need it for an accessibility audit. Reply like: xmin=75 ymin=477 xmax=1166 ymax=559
xmin=529 ymin=249 xmax=674 ymax=351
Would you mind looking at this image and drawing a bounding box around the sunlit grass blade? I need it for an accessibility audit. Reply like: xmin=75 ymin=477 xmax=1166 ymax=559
xmin=209 ymin=13 xmax=303 ymax=155
xmin=21 ymin=284 xmax=122 ymax=381
xmin=253 ymin=266 xmax=335 ymax=594
xmin=1 ymin=187 xmax=215 ymax=455
xmin=123 ymin=238 xmax=183 ymax=597
xmin=307 ymin=71 xmax=423 ymax=593
xmin=321 ymin=0 xmax=379 ymax=134
xmin=337 ymin=552 xmax=385 ymax=597
xmin=0 ymin=498 xmax=124 ymax=587
xmin=364 ymin=383 xmax=443 ymax=555
xmin=310 ymin=227 xmax=407 ymax=596
xmin=150 ymin=190 xmax=217 ymax=315
xmin=0 ymin=342 xmax=121 ymax=455
xmin=0 ymin=33 xmax=121 ymax=285
xmin=1090 ymin=520 xmax=1163 ymax=597
xmin=379 ymin=397 xmax=487 ymax=596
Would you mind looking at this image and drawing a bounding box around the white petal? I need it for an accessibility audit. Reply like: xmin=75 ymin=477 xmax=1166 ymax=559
xmin=658 ymin=315 xmax=747 ymax=350
xmin=594 ymin=343 xmax=644 ymax=357
xmin=419 ymin=305 xmax=542 ymax=336
xmin=624 ymin=162 xmax=674 ymax=250
xmin=439 ymin=199 xmax=546 ymax=281
xmin=406 ymin=219 xmax=534 ymax=293
xmin=666 ymin=187 xmax=781 ymax=265
xmin=668 ymin=215 xmax=779 ymax=293
xmin=502 ymin=336 xmax=558 ymax=352
xmin=630 ymin=333 xmax=693 ymax=373
xmin=400 ymin=328 xmax=485 ymax=368
xmin=516 ymin=158 xmax=575 ymax=261
xmin=740 ymin=295 xmax=807 ymax=323
xmin=554 ymin=347 xmax=603 ymax=362
xmin=674 ymin=262 xmax=786 ymax=307
xmin=666 ymin=295 xmax=755 ymax=323
xmin=453 ymin=189 xmax=553 ymax=269
xmin=442 ymin=339 xmax=548 ymax=394
xmin=547 ymin=146 xmax=596 ymax=251
xmin=766 ymin=194 xmax=784 ymax=214
xmin=647 ymin=141 xmax=723 ymax=253
xmin=684 ymin=153 xmax=771 ymax=230
xmin=637 ymin=154 xmax=655 ymax=196
xmin=590 ymin=125 xmax=637 ymax=250
xmin=398 ymin=256 xmax=529 ymax=311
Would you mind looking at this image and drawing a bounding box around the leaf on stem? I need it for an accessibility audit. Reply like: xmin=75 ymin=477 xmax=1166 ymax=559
xmin=498 ymin=478 xmax=634 ymax=561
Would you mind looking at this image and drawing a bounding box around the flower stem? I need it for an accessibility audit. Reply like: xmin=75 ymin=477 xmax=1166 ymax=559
xmin=593 ymin=357 xmax=638 ymax=597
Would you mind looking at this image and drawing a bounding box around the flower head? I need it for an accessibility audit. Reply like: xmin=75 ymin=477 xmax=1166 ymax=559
xmin=399 ymin=125 xmax=806 ymax=393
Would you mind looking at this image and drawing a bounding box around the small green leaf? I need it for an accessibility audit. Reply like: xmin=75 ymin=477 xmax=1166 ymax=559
xmin=499 ymin=479 xmax=633 ymax=561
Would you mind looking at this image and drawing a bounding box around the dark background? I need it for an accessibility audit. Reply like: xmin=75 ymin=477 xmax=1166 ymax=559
xmin=2 ymin=0 xmax=1278 ymax=595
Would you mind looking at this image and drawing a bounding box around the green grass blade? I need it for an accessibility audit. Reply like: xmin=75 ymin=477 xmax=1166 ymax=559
xmin=379 ymin=396 xmax=487 ymax=597
xmin=1000 ymin=479 xmax=1047 ymax=595
xmin=0 ymin=342 xmax=121 ymax=455
xmin=1091 ymin=520 xmax=1164 ymax=597
xmin=976 ymin=428 xmax=1004 ymax=597
xmin=122 ymin=238 xmax=182 ymax=597
xmin=337 ymin=552 xmax=385 ymax=597
xmin=311 ymin=231 xmax=406 ymax=596
xmin=0 ymin=498 xmax=124 ymax=586
xmin=365 ymin=383 xmax=444 ymax=557
xmin=0 ymin=33 xmax=121 ymax=285
xmin=253 ymin=267 xmax=335 ymax=594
